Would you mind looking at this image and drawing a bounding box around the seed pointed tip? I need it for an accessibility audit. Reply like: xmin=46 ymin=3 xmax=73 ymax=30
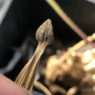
xmin=46 ymin=19 xmax=51 ymax=23
xmin=43 ymin=19 xmax=52 ymax=26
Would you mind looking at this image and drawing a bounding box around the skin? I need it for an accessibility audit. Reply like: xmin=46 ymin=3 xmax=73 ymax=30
xmin=0 ymin=74 xmax=32 ymax=95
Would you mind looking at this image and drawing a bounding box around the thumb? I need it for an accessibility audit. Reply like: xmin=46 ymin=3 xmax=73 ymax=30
xmin=0 ymin=74 xmax=32 ymax=95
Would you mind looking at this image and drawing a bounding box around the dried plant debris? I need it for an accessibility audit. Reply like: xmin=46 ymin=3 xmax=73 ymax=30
xmin=39 ymin=33 xmax=95 ymax=95
xmin=15 ymin=19 xmax=54 ymax=94
xmin=34 ymin=81 xmax=52 ymax=95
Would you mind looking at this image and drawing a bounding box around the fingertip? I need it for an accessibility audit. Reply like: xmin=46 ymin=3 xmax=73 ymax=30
xmin=0 ymin=74 xmax=32 ymax=95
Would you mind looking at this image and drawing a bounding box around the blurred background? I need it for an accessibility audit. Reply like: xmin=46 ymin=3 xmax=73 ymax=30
xmin=1 ymin=0 xmax=95 ymax=95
